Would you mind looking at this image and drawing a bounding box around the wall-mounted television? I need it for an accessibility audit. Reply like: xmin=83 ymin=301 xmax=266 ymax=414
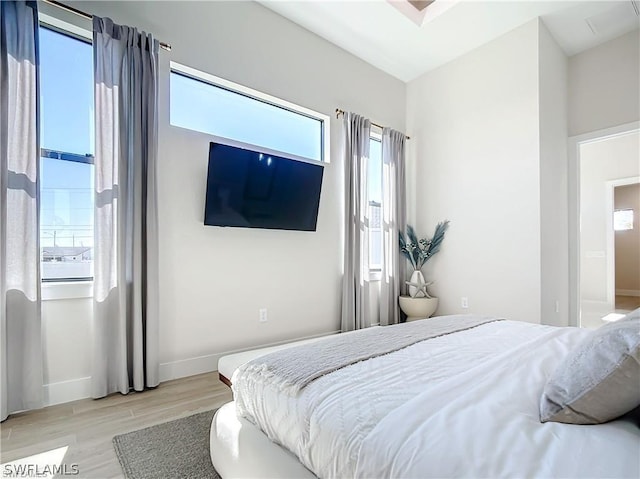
xmin=204 ymin=140 xmax=324 ymax=231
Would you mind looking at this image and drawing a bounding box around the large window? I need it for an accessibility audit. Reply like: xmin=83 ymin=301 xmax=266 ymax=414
xmin=170 ymin=63 xmax=328 ymax=163
xmin=39 ymin=26 xmax=94 ymax=281
xmin=368 ymin=137 xmax=382 ymax=271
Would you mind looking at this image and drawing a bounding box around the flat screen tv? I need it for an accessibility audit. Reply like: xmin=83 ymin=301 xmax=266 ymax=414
xmin=204 ymin=141 xmax=324 ymax=231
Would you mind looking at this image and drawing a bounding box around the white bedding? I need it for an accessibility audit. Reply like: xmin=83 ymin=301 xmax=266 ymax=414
xmin=232 ymin=318 xmax=640 ymax=478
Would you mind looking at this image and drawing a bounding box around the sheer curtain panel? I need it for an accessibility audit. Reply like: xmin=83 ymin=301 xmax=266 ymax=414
xmin=92 ymin=17 xmax=160 ymax=398
xmin=0 ymin=0 xmax=43 ymax=421
xmin=340 ymin=112 xmax=372 ymax=332
xmin=380 ymin=128 xmax=407 ymax=326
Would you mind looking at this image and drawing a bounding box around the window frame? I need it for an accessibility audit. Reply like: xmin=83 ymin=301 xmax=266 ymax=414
xmin=38 ymin=16 xmax=95 ymax=289
xmin=39 ymin=13 xmax=93 ymax=43
xmin=169 ymin=62 xmax=331 ymax=164
xmin=41 ymin=149 xmax=94 ymax=165
xmin=40 ymin=149 xmax=95 ymax=283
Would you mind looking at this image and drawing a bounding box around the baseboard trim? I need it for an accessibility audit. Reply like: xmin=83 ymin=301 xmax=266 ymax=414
xmin=616 ymin=289 xmax=640 ymax=297
xmin=44 ymin=376 xmax=91 ymax=407
xmin=580 ymin=299 xmax=611 ymax=309
xmin=159 ymin=330 xmax=341 ymax=383
xmin=40 ymin=330 xmax=340 ymax=406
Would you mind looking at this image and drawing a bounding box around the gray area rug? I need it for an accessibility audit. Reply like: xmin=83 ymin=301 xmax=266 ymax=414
xmin=113 ymin=409 xmax=220 ymax=479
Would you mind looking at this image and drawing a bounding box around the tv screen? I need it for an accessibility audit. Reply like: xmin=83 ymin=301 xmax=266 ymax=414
xmin=204 ymin=141 xmax=324 ymax=231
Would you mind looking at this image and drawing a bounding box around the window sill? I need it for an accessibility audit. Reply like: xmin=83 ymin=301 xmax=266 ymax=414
xmin=368 ymin=270 xmax=382 ymax=282
xmin=42 ymin=281 xmax=93 ymax=301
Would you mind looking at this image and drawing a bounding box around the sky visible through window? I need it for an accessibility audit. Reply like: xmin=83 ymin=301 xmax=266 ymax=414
xmin=369 ymin=138 xmax=382 ymax=270
xmin=369 ymin=138 xmax=382 ymax=205
xmin=170 ymin=72 xmax=323 ymax=162
xmin=39 ymin=26 xmax=94 ymax=279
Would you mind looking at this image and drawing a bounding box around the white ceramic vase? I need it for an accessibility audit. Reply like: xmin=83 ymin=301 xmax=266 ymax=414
xmin=409 ymin=270 xmax=428 ymax=298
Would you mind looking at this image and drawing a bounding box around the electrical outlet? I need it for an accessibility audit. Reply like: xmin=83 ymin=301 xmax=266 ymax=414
xmin=259 ymin=308 xmax=268 ymax=322
xmin=555 ymin=301 xmax=560 ymax=313
xmin=461 ymin=297 xmax=469 ymax=309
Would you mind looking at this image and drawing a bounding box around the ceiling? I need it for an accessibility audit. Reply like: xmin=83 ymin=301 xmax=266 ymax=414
xmin=258 ymin=0 xmax=640 ymax=82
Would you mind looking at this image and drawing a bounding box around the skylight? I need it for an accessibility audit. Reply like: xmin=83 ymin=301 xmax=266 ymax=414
xmin=408 ymin=1 xmax=435 ymax=12
xmin=386 ymin=0 xmax=454 ymax=27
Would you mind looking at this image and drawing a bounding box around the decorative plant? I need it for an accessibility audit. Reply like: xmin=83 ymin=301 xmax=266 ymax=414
xmin=399 ymin=221 xmax=450 ymax=272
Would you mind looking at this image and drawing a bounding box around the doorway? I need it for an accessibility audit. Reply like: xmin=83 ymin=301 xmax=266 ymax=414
xmin=570 ymin=124 xmax=640 ymax=329
xmin=612 ymin=182 xmax=640 ymax=313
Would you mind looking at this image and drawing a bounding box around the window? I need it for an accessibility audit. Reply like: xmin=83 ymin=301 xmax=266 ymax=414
xmin=170 ymin=63 xmax=328 ymax=163
xmin=368 ymin=137 xmax=382 ymax=272
xmin=39 ymin=25 xmax=94 ymax=281
xmin=614 ymin=209 xmax=634 ymax=231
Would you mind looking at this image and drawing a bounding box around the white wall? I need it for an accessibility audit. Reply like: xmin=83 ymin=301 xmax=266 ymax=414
xmin=42 ymin=296 xmax=92 ymax=405
xmin=42 ymin=0 xmax=405 ymax=403
xmin=569 ymin=30 xmax=640 ymax=137
xmin=406 ymin=20 xmax=542 ymax=323
xmin=538 ymin=23 xmax=569 ymax=326
xmin=579 ymin=131 xmax=640 ymax=305
xmin=406 ymin=19 xmax=571 ymax=325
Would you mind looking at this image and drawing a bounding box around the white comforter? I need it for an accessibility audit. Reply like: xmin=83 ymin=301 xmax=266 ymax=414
xmin=233 ymin=319 xmax=640 ymax=478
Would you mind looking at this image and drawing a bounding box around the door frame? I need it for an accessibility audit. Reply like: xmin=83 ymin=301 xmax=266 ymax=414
xmin=568 ymin=121 xmax=639 ymax=327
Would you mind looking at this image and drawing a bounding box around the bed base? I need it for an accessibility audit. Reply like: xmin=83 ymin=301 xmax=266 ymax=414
xmin=210 ymin=401 xmax=316 ymax=479
xmin=218 ymin=373 xmax=232 ymax=388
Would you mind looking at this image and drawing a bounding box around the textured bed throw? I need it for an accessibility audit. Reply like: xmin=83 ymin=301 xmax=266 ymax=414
xmin=236 ymin=315 xmax=502 ymax=395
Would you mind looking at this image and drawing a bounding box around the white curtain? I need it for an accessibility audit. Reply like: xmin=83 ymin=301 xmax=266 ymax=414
xmin=380 ymin=128 xmax=407 ymax=326
xmin=92 ymin=16 xmax=160 ymax=398
xmin=340 ymin=112 xmax=372 ymax=332
xmin=0 ymin=0 xmax=43 ymax=421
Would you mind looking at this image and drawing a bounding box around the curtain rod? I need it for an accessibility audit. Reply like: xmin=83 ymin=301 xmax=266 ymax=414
xmin=335 ymin=108 xmax=410 ymax=140
xmin=42 ymin=0 xmax=172 ymax=51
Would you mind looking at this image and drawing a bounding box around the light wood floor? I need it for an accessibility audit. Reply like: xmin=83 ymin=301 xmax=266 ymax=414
xmin=0 ymin=372 xmax=232 ymax=478
xmin=616 ymin=295 xmax=640 ymax=311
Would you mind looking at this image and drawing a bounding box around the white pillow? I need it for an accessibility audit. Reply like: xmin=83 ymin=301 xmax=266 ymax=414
xmin=540 ymin=309 xmax=640 ymax=425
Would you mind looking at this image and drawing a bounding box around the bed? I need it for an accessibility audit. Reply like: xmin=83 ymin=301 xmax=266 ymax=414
xmin=211 ymin=313 xmax=640 ymax=478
